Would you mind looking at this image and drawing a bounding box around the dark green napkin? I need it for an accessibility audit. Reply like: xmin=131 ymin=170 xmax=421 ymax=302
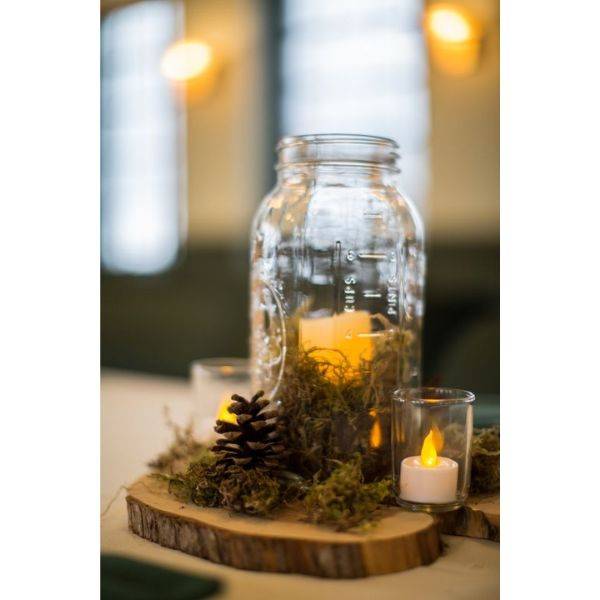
xmin=101 ymin=555 xmax=221 ymax=600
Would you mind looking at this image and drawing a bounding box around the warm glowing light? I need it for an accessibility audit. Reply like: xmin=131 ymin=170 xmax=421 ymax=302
xmin=369 ymin=409 xmax=382 ymax=448
xmin=426 ymin=5 xmax=473 ymax=43
xmin=216 ymin=395 xmax=237 ymax=424
xmin=420 ymin=429 xmax=439 ymax=467
xmin=299 ymin=311 xmax=373 ymax=380
xmin=425 ymin=4 xmax=482 ymax=76
xmin=161 ymin=40 xmax=213 ymax=81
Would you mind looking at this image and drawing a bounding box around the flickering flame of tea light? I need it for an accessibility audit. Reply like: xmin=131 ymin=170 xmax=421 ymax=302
xmin=420 ymin=429 xmax=439 ymax=467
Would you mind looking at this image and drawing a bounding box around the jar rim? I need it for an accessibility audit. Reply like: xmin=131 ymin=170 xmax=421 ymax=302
xmin=393 ymin=387 xmax=476 ymax=406
xmin=277 ymin=133 xmax=399 ymax=150
xmin=276 ymin=133 xmax=400 ymax=172
xmin=190 ymin=357 xmax=249 ymax=380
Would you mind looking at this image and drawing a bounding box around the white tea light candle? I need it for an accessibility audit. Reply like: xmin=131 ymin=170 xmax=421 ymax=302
xmin=399 ymin=429 xmax=458 ymax=504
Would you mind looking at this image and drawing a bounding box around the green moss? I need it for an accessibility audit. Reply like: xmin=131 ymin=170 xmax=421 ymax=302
xmin=304 ymin=457 xmax=392 ymax=531
xmin=218 ymin=467 xmax=282 ymax=516
xmin=277 ymin=319 xmax=409 ymax=482
xmin=161 ymin=456 xmax=285 ymax=517
xmin=470 ymin=426 xmax=500 ymax=495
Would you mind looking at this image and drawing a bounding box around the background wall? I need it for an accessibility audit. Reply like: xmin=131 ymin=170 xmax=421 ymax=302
xmin=184 ymin=0 xmax=270 ymax=247
xmin=423 ymin=0 xmax=499 ymax=396
xmin=427 ymin=0 xmax=499 ymax=242
xmin=101 ymin=0 xmax=499 ymax=409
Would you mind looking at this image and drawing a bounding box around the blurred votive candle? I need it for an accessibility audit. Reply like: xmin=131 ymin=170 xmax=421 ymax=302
xmin=190 ymin=358 xmax=249 ymax=441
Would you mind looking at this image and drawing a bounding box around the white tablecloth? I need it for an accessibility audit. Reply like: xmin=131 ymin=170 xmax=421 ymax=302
xmin=101 ymin=369 xmax=499 ymax=599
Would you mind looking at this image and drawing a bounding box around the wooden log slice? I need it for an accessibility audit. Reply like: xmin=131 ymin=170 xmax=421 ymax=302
xmin=126 ymin=476 xmax=442 ymax=579
xmin=438 ymin=495 xmax=500 ymax=542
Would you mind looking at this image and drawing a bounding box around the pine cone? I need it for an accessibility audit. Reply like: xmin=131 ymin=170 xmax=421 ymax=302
xmin=212 ymin=391 xmax=288 ymax=474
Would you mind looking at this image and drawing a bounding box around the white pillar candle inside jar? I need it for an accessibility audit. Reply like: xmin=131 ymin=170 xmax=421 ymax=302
xmin=399 ymin=428 xmax=458 ymax=504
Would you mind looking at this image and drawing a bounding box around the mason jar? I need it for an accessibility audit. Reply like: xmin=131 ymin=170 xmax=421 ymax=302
xmin=249 ymin=134 xmax=425 ymax=480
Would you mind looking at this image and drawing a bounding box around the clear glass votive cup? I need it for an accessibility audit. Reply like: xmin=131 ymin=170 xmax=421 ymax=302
xmin=392 ymin=387 xmax=474 ymax=513
xmin=190 ymin=358 xmax=250 ymax=437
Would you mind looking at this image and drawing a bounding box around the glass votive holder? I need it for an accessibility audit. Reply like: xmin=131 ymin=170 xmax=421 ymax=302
xmin=190 ymin=358 xmax=250 ymax=440
xmin=392 ymin=387 xmax=474 ymax=513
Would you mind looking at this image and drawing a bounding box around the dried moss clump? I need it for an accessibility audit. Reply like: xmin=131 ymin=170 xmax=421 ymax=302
xmin=219 ymin=467 xmax=282 ymax=515
xmin=470 ymin=426 xmax=500 ymax=495
xmin=304 ymin=457 xmax=392 ymax=531
xmin=166 ymin=448 xmax=220 ymax=504
xmin=441 ymin=423 xmax=501 ymax=496
xmin=165 ymin=456 xmax=284 ymax=516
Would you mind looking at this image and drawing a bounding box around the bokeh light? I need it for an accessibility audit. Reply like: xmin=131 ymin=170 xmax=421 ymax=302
xmin=426 ymin=5 xmax=473 ymax=44
xmin=161 ymin=40 xmax=213 ymax=81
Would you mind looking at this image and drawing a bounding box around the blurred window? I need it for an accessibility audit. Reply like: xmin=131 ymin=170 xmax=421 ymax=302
xmin=101 ymin=0 xmax=185 ymax=275
xmin=281 ymin=0 xmax=429 ymax=208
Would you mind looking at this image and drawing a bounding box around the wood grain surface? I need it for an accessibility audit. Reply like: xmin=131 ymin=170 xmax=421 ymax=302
xmin=438 ymin=495 xmax=500 ymax=542
xmin=126 ymin=476 xmax=443 ymax=578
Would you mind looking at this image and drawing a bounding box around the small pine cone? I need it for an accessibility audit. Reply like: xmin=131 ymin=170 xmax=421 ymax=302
xmin=212 ymin=391 xmax=288 ymax=474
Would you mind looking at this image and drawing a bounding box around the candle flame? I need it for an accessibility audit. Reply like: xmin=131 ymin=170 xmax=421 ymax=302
xmin=421 ymin=429 xmax=439 ymax=467
xmin=369 ymin=409 xmax=382 ymax=448
xmin=216 ymin=396 xmax=237 ymax=424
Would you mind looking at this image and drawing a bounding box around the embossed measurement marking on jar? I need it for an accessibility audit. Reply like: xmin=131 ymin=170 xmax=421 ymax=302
xmin=362 ymin=290 xmax=383 ymax=298
xmin=362 ymin=211 xmax=384 ymax=220
xmin=344 ymin=274 xmax=357 ymax=312
xmin=356 ymin=330 xmax=395 ymax=339
xmin=387 ymin=273 xmax=399 ymax=316
xmin=356 ymin=252 xmax=388 ymax=261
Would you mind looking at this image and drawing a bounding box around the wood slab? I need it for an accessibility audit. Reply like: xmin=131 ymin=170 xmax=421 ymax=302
xmin=438 ymin=495 xmax=500 ymax=542
xmin=126 ymin=476 xmax=442 ymax=579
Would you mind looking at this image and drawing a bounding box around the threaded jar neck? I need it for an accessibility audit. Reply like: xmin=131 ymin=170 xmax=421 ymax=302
xmin=276 ymin=134 xmax=400 ymax=173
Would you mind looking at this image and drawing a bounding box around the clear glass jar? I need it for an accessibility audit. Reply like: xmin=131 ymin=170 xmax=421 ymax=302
xmin=392 ymin=388 xmax=474 ymax=512
xmin=249 ymin=134 xmax=425 ymax=480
